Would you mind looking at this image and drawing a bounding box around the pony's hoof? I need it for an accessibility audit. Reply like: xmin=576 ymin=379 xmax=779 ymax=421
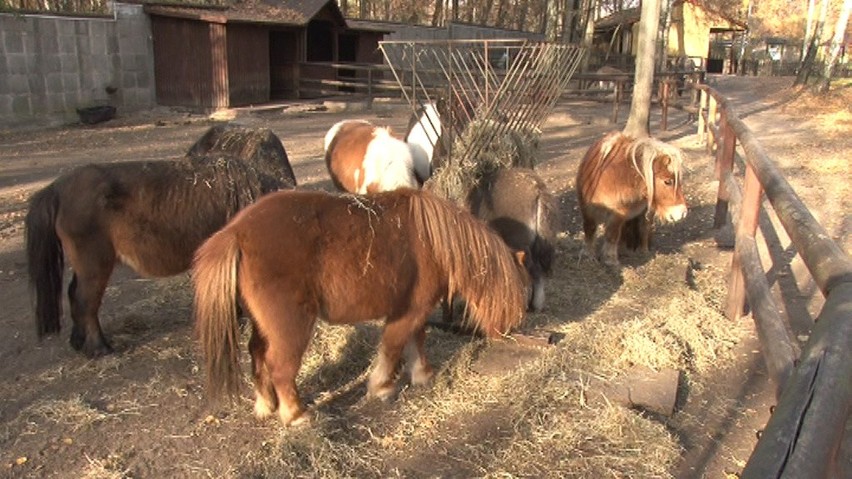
xmin=254 ymin=397 xmax=277 ymax=419
xmin=281 ymin=409 xmax=311 ymax=427
xmin=368 ymin=385 xmax=397 ymax=402
xmin=72 ymin=338 xmax=114 ymax=358
xmin=410 ymin=367 xmax=434 ymax=387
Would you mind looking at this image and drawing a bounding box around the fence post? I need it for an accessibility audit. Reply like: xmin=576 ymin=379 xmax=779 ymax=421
xmin=661 ymin=79 xmax=670 ymax=131
xmin=714 ymin=110 xmax=736 ymax=229
xmin=726 ymin=163 xmax=763 ymax=320
xmin=367 ymin=68 xmax=373 ymax=111
xmin=611 ymin=80 xmax=622 ymax=124
xmin=707 ymin=95 xmax=718 ymax=154
xmin=697 ymin=88 xmax=707 ymax=144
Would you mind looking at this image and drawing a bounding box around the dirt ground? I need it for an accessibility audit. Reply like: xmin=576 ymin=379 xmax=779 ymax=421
xmin=0 ymin=76 xmax=848 ymax=478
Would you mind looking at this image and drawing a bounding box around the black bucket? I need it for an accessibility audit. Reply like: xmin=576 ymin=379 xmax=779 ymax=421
xmin=76 ymin=105 xmax=116 ymax=125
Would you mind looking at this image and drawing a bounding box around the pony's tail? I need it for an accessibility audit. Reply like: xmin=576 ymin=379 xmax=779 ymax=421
xmin=25 ymin=185 xmax=64 ymax=338
xmin=193 ymin=229 xmax=242 ymax=401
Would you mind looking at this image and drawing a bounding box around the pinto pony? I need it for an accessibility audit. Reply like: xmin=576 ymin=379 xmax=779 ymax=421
xmin=576 ymin=131 xmax=687 ymax=266
xmin=324 ymin=119 xmax=418 ymax=194
xmin=25 ymin=125 xmax=296 ymax=357
xmin=466 ymin=167 xmax=557 ymax=312
xmin=192 ymin=188 xmax=529 ymax=425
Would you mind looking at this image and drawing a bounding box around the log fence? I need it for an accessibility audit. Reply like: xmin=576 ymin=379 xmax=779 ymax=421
xmin=696 ymin=84 xmax=852 ymax=479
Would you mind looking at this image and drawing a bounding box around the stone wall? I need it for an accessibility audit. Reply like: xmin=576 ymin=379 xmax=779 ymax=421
xmin=0 ymin=2 xmax=155 ymax=128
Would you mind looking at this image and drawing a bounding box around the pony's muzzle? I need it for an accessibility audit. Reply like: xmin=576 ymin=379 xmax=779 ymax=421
xmin=661 ymin=205 xmax=688 ymax=223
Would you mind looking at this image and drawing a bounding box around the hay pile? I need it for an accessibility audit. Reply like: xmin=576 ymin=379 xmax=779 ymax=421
xmin=426 ymin=119 xmax=542 ymax=204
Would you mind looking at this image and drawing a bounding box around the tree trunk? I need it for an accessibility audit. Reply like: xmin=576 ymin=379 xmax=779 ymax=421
xmin=580 ymin=0 xmax=596 ymax=70
xmin=796 ymin=0 xmax=829 ymax=85
xmin=544 ymin=0 xmax=561 ymax=41
xmin=737 ymin=0 xmax=752 ymax=75
xmin=657 ymin=0 xmax=673 ymax=70
xmin=818 ymin=0 xmax=852 ymax=92
xmin=622 ymin=0 xmax=662 ymax=138
xmin=516 ymin=0 xmax=531 ymax=31
xmin=432 ymin=0 xmax=444 ymax=26
xmin=495 ymin=0 xmax=508 ymax=27
xmin=802 ymin=0 xmax=816 ymax=63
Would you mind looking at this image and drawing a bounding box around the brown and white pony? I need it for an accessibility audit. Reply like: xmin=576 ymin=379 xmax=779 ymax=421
xmin=324 ymin=119 xmax=418 ymax=193
xmin=25 ymin=125 xmax=296 ymax=357
xmin=192 ymin=188 xmax=529 ymax=425
xmin=576 ymin=131 xmax=687 ymax=266
xmin=465 ymin=167 xmax=557 ymax=312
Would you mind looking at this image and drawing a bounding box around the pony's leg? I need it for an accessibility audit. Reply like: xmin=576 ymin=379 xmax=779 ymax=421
xmin=66 ymin=246 xmax=115 ymax=357
xmin=403 ymin=326 xmax=433 ymax=387
xmin=529 ymin=274 xmax=546 ymax=312
xmin=369 ymin=317 xmax=422 ymax=401
xmin=639 ymin=216 xmax=653 ymax=253
xmin=602 ymin=217 xmax=625 ymax=266
xmin=580 ymin=215 xmax=599 ymax=261
xmin=249 ymin=328 xmax=278 ymax=419
xmin=263 ymin=315 xmax=316 ymax=426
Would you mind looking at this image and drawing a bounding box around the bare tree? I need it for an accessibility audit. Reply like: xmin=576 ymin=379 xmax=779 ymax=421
xmin=796 ymin=0 xmax=829 ymax=85
xmin=623 ymin=0 xmax=662 ymax=138
xmin=818 ymin=0 xmax=852 ymax=92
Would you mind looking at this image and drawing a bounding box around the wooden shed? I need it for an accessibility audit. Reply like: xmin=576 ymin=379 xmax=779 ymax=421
xmin=144 ymin=0 xmax=388 ymax=109
xmin=593 ymin=0 xmax=746 ymax=72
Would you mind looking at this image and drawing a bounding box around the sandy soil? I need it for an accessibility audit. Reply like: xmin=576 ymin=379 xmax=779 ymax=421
xmin=0 ymin=75 xmax=847 ymax=478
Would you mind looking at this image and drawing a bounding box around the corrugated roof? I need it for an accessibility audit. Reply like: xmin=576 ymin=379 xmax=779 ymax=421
xmin=144 ymin=0 xmax=342 ymax=26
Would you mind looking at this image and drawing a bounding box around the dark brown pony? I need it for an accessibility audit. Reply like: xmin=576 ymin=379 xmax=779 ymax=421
xmin=26 ymin=125 xmax=296 ymax=357
xmin=577 ymin=131 xmax=687 ymax=266
xmin=466 ymin=167 xmax=557 ymax=312
xmin=193 ymin=188 xmax=529 ymax=425
xmin=323 ymin=119 xmax=418 ymax=193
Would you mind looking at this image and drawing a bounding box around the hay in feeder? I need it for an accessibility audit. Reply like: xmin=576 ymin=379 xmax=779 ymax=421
xmin=426 ymin=119 xmax=542 ymax=203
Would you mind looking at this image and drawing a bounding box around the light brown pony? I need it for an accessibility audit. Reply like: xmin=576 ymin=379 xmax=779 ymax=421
xmin=25 ymin=125 xmax=296 ymax=357
xmin=576 ymin=131 xmax=687 ymax=266
xmin=323 ymin=119 xmax=418 ymax=193
xmin=192 ymin=188 xmax=529 ymax=425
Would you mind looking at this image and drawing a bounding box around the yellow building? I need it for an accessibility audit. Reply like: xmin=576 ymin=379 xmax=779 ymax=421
xmin=593 ymin=0 xmax=746 ymax=73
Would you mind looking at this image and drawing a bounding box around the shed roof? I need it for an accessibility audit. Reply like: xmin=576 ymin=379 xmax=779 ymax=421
xmin=144 ymin=0 xmax=345 ymax=26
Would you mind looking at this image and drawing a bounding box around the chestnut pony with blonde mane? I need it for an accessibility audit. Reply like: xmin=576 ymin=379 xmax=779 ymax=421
xmin=193 ymin=188 xmax=529 ymax=425
xmin=577 ymin=131 xmax=687 ymax=265
xmin=324 ymin=119 xmax=418 ymax=193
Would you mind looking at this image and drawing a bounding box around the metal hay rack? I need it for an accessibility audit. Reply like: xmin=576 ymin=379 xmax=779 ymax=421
xmin=379 ymin=39 xmax=585 ymax=167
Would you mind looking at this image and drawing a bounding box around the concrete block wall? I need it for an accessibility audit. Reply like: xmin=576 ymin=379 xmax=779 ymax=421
xmin=0 ymin=2 xmax=155 ymax=128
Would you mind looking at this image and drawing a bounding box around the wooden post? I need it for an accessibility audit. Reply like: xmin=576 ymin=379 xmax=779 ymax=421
xmin=611 ymin=80 xmax=622 ymax=123
xmin=726 ymin=164 xmax=762 ymax=320
xmin=697 ymin=88 xmax=707 ymax=144
xmin=707 ymin=95 xmax=718 ymax=154
xmin=661 ymin=79 xmax=670 ymax=131
xmin=714 ymin=111 xmax=736 ymax=228
xmin=366 ymin=68 xmax=373 ymax=111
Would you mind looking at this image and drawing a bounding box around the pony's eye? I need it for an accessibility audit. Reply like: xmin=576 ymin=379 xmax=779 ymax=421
xmin=663 ymin=179 xmax=675 ymax=186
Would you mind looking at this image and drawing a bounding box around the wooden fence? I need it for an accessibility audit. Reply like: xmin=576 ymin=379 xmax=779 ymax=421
xmin=697 ymin=85 xmax=852 ymax=478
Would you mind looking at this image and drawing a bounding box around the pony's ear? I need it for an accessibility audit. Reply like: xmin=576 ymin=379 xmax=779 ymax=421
xmin=514 ymin=250 xmax=527 ymax=267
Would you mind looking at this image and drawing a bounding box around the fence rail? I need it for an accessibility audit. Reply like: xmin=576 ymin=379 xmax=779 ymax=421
xmin=696 ymin=84 xmax=852 ymax=479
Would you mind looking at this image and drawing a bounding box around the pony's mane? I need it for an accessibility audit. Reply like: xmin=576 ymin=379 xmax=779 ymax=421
xmin=627 ymin=136 xmax=685 ymax=212
xmin=407 ymin=191 xmax=526 ymax=336
xmin=187 ymin=124 xmax=296 ymax=189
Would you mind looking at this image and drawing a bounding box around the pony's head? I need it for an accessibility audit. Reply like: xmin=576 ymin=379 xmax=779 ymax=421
xmin=629 ymin=137 xmax=688 ymax=224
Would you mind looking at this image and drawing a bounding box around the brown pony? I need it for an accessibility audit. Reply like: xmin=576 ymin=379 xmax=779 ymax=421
xmin=193 ymin=188 xmax=528 ymax=425
xmin=26 ymin=125 xmax=296 ymax=357
xmin=323 ymin=119 xmax=418 ymax=193
xmin=466 ymin=167 xmax=557 ymax=312
xmin=576 ymin=131 xmax=687 ymax=266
